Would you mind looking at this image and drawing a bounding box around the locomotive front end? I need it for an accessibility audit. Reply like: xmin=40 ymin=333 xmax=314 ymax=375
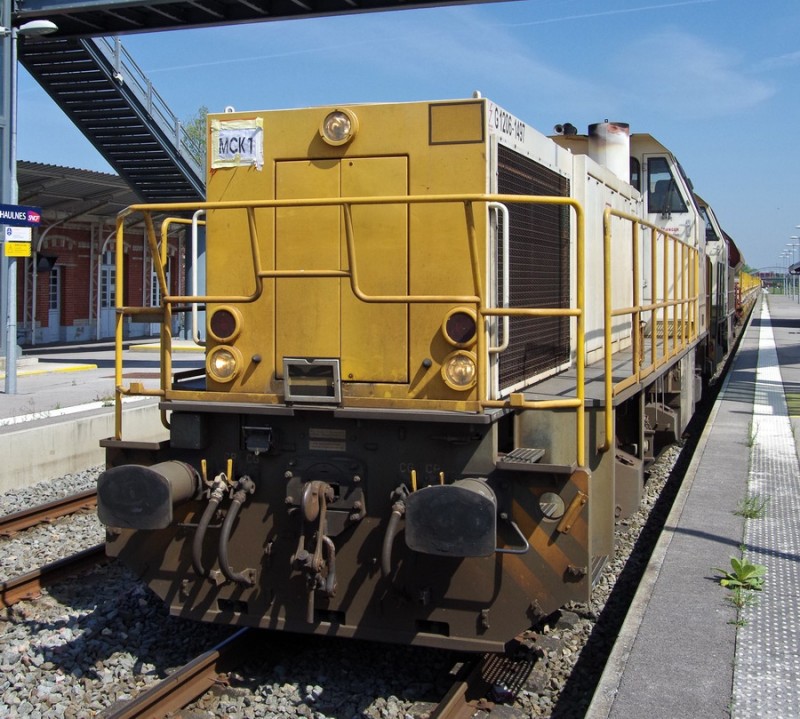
xmin=98 ymin=98 xmax=604 ymax=652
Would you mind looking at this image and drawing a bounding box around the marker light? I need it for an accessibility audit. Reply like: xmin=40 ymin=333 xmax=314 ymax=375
xmin=441 ymin=351 xmax=477 ymax=390
xmin=207 ymin=346 xmax=242 ymax=383
xmin=320 ymin=109 xmax=358 ymax=146
xmin=442 ymin=308 xmax=477 ymax=347
xmin=208 ymin=306 xmax=242 ymax=343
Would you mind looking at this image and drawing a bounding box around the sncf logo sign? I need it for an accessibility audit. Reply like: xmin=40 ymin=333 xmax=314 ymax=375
xmin=0 ymin=204 xmax=43 ymax=228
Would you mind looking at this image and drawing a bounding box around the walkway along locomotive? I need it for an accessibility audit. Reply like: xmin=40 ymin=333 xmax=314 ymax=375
xmin=97 ymin=97 xmax=747 ymax=652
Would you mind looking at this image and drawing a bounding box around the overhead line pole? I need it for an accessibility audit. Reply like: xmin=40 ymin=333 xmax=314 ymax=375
xmin=1 ymin=10 xmax=56 ymax=393
xmin=0 ymin=0 xmax=11 ymax=363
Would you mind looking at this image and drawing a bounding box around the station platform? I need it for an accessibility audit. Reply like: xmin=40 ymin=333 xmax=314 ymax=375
xmin=0 ymin=339 xmax=203 ymax=491
xmin=0 ymin=338 xmax=203 ymax=423
xmin=588 ymin=291 xmax=800 ymax=719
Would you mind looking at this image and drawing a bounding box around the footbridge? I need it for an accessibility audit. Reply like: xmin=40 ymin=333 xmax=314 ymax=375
xmin=4 ymin=0 xmax=502 ymax=203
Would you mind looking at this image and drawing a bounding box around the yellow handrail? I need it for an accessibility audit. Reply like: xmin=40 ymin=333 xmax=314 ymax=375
xmin=599 ymin=207 xmax=700 ymax=452
xmin=113 ymin=193 xmax=587 ymax=466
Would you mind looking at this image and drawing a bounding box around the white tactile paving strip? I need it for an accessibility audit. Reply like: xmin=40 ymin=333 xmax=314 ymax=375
xmin=733 ymin=301 xmax=800 ymax=718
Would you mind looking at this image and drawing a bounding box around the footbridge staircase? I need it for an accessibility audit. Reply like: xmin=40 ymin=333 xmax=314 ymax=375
xmin=19 ymin=35 xmax=205 ymax=202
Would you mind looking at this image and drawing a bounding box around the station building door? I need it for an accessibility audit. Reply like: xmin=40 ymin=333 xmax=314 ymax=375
xmin=42 ymin=266 xmax=62 ymax=344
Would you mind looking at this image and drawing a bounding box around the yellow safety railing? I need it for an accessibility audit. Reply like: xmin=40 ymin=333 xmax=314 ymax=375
xmin=113 ymin=193 xmax=588 ymax=465
xmin=598 ymin=207 xmax=700 ymax=452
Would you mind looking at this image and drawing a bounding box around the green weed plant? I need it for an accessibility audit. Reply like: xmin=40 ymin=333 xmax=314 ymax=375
xmin=734 ymin=494 xmax=769 ymax=520
xmin=714 ymin=556 xmax=766 ymax=592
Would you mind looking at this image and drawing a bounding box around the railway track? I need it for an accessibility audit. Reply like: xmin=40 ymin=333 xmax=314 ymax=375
xmin=431 ymin=657 xmax=492 ymax=719
xmin=0 ymin=487 xmax=104 ymax=609
xmin=101 ymin=627 xmax=255 ymax=718
xmin=100 ymin=631 xmax=467 ymax=718
xmin=0 ymin=542 xmax=106 ymax=609
xmin=105 ymin=628 xmax=539 ymax=719
xmin=430 ymin=650 xmax=535 ymax=719
xmin=0 ymin=487 xmax=97 ymax=536
xmin=0 ymin=443 xmax=685 ymax=718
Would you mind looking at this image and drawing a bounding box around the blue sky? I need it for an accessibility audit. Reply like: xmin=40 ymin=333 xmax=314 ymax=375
xmin=16 ymin=0 xmax=800 ymax=272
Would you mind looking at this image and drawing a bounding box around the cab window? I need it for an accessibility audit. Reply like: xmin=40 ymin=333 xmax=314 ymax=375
xmin=630 ymin=157 xmax=641 ymax=192
xmin=699 ymin=206 xmax=720 ymax=242
xmin=647 ymin=156 xmax=688 ymax=214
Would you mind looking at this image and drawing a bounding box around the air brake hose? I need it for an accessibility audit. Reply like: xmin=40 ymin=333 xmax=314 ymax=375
xmin=218 ymin=476 xmax=256 ymax=586
xmin=192 ymin=478 xmax=227 ymax=578
xmin=381 ymin=501 xmax=406 ymax=578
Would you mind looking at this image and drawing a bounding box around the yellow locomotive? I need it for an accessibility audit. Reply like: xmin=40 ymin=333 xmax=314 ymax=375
xmin=98 ymin=97 xmax=724 ymax=651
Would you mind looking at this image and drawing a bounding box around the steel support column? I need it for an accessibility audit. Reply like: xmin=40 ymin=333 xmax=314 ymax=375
xmin=0 ymin=0 xmax=12 ymax=357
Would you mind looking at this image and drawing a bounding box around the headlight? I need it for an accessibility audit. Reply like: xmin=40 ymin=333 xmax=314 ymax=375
xmin=207 ymin=346 xmax=242 ymax=383
xmin=320 ymin=108 xmax=358 ymax=146
xmin=208 ymin=306 xmax=242 ymax=343
xmin=442 ymin=307 xmax=477 ymax=347
xmin=441 ymin=351 xmax=477 ymax=390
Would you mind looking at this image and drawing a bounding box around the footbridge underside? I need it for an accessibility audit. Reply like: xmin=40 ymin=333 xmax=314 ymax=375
xmin=14 ymin=0 xmax=508 ymax=38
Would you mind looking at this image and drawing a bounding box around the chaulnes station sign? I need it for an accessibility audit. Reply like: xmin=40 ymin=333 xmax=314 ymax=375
xmin=0 ymin=204 xmax=42 ymax=227
xmin=1 ymin=203 xmax=42 ymax=258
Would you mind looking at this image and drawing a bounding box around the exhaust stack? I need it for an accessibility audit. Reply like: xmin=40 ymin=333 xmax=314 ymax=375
xmin=588 ymin=121 xmax=630 ymax=183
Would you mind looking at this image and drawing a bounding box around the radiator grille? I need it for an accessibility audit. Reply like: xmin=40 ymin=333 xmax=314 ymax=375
xmin=497 ymin=145 xmax=570 ymax=391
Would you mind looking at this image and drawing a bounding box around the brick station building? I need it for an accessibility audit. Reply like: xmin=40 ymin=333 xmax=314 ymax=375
xmin=13 ymin=161 xmax=189 ymax=346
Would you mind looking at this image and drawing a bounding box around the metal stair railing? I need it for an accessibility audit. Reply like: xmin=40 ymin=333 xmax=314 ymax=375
xmin=85 ymin=36 xmax=205 ymax=194
xmin=81 ymin=37 xmax=205 ymax=197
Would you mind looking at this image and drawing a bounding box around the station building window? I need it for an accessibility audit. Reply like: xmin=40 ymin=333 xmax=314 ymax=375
xmin=150 ymin=258 xmax=171 ymax=307
xmin=101 ymin=251 xmax=116 ymax=308
xmin=48 ymin=268 xmax=60 ymax=312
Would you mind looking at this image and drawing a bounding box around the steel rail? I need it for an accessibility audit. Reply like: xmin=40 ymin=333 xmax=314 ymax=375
xmin=430 ymin=639 xmax=537 ymax=719
xmin=0 ymin=543 xmax=106 ymax=610
xmin=0 ymin=488 xmax=98 ymax=537
xmin=101 ymin=627 xmax=254 ymax=719
xmin=429 ymin=656 xmax=492 ymax=719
